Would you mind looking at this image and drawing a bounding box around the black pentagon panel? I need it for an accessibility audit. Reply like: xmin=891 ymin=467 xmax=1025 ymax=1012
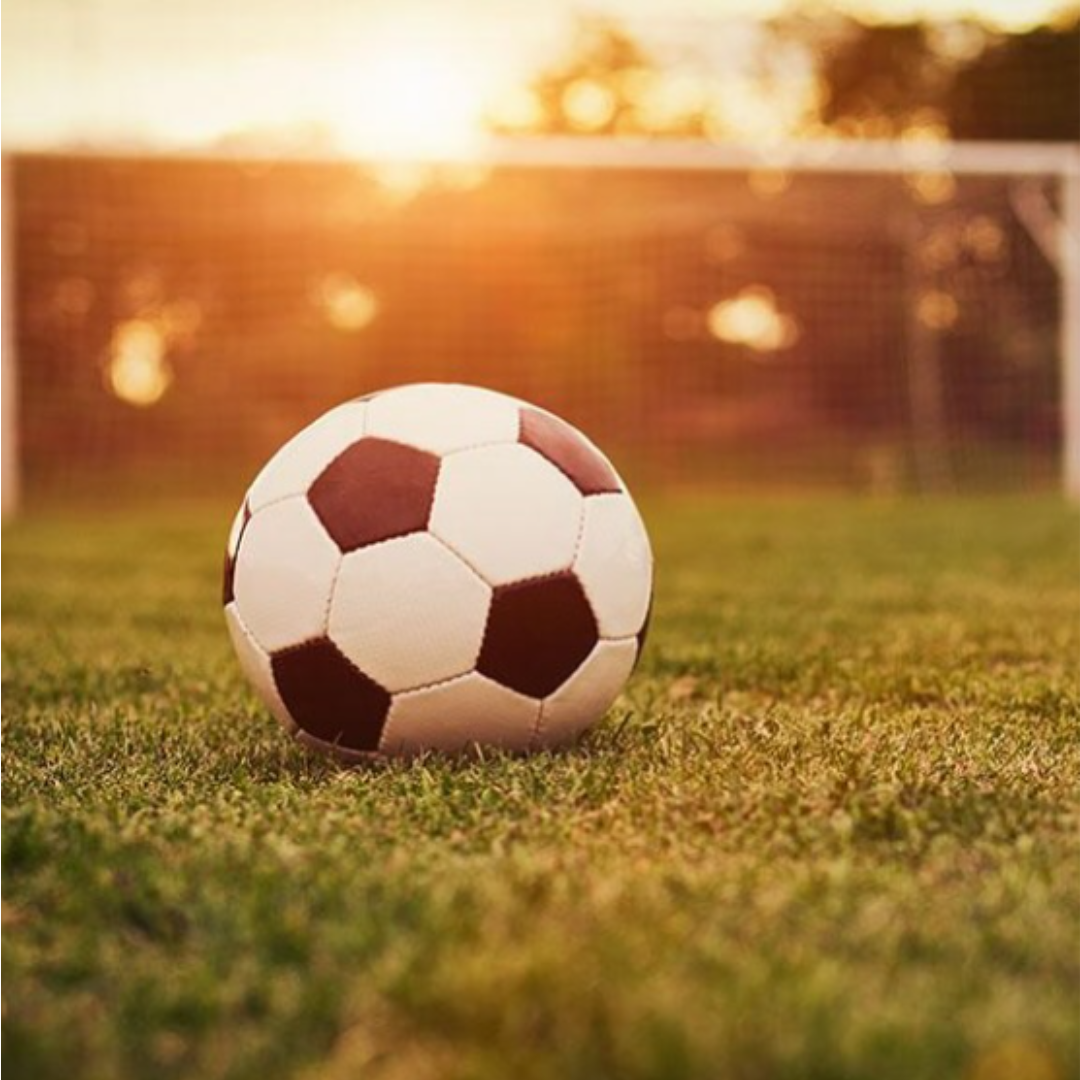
xmin=271 ymin=637 xmax=391 ymax=752
xmin=477 ymin=572 xmax=599 ymax=698
xmin=308 ymin=437 xmax=440 ymax=552
xmin=519 ymin=409 xmax=621 ymax=496
xmin=222 ymin=554 xmax=237 ymax=607
xmin=222 ymin=501 xmax=252 ymax=606
xmin=633 ymin=595 xmax=653 ymax=673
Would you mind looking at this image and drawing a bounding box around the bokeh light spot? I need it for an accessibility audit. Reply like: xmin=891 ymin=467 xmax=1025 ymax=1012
xmin=917 ymin=289 xmax=960 ymax=330
xmin=708 ymin=287 xmax=799 ymax=352
xmin=105 ymin=320 xmax=173 ymax=406
xmin=907 ymin=170 xmax=957 ymax=205
xmin=563 ymin=79 xmax=617 ymax=132
xmin=964 ymin=216 xmax=1007 ymax=262
xmin=919 ymin=226 xmax=962 ymax=271
xmin=314 ymin=275 xmax=380 ymax=332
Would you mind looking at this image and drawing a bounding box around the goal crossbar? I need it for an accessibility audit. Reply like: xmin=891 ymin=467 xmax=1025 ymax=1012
xmin=466 ymin=136 xmax=1080 ymax=179
xmin=20 ymin=136 xmax=1080 ymax=177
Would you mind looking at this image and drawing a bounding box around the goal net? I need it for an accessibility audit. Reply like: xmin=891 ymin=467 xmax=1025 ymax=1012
xmin=5 ymin=138 xmax=1078 ymax=503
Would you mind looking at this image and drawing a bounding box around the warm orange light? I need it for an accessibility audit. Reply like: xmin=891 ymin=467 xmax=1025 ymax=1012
xmin=4 ymin=2 xmax=1075 ymax=151
xmin=367 ymin=161 xmax=435 ymax=204
xmin=706 ymin=63 xmax=822 ymax=144
xmin=327 ymin=43 xmax=488 ymax=157
xmin=705 ymin=226 xmax=746 ymax=264
xmin=663 ymin=306 xmax=703 ymax=341
xmin=916 ymin=290 xmax=959 ymax=330
xmin=906 ymin=171 xmax=957 ymax=205
xmin=900 ymin=108 xmax=950 ymax=146
xmin=314 ymin=275 xmax=380 ymax=332
xmin=707 ymin=287 xmax=799 ymax=352
xmin=964 ymin=216 xmax=1006 ymax=262
xmin=747 ymin=167 xmax=792 ymax=199
xmin=633 ymin=73 xmax=706 ymax=132
xmin=918 ymin=226 xmax=962 ymax=271
xmin=52 ymin=278 xmax=95 ymax=320
xmin=105 ymin=320 xmax=173 ymax=406
xmin=563 ymin=79 xmax=617 ymax=132
xmin=487 ymin=86 xmax=545 ymax=132
xmin=852 ymin=0 xmax=1069 ymax=33
xmin=159 ymin=299 xmax=204 ymax=340
xmin=440 ymin=162 xmax=493 ymax=192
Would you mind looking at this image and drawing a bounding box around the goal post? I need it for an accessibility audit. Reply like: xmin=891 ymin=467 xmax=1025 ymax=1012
xmin=1062 ymin=168 xmax=1080 ymax=500
xmin=452 ymin=137 xmax=1080 ymax=497
xmin=5 ymin=136 xmax=1080 ymax=501
xmin=2 ymin=155 xmax=17 ymax=516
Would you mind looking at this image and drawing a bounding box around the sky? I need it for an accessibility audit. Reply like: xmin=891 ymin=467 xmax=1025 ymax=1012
xmin=3 ymin=0 xmax=1077 ymax=152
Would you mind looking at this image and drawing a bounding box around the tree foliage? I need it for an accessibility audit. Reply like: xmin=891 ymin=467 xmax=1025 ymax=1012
xmin=494 ymin=14 xmax=1080 ymax=142
xmin=813 ymin=17 xmax=1079 ymax=141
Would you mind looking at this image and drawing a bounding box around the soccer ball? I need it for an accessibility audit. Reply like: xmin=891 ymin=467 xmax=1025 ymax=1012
xmin=223 ymin=383 xmax=653 ymax=759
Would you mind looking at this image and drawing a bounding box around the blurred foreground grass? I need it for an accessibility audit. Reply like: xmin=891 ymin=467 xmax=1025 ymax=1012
xmin=3 ymin=496 xmax=1079 ymax=1080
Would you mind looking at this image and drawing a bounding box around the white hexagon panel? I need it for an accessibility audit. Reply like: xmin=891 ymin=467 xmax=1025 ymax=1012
xmin=365 ymin=383 xmax=521 ymax=454
xmin=231 ymin=496 xmax=341 ymax=653
xmin=573 ymin=493 xmax=653 ymax=639
xmin=246 ymin=400 xmax=368 ymax=512
xmin=430 ymin=443 xmax=583 ymax=586
xmin=327 ymin=533 xmax=491 ymax=693
xmin=381 ymin=673 xmax=540 ymax=755
xmin=224 ymin=602 xmax=296 ymax=732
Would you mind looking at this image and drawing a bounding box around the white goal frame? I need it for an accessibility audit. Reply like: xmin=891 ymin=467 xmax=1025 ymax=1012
xmin=2 ymin=156 xmax=17 ymax=517
xmin=455 ymin=137 xmax=1079 ymax=499
xmin=3 ymin=138 xmax=1079 ymax=504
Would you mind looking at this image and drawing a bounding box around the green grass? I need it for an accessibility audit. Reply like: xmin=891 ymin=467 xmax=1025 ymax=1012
xmin=4 ymin=495 xmax=1079 ymax=1080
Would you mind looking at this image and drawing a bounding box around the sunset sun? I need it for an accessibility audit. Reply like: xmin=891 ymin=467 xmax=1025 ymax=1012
xmin=322 ymin=42 xmax=491 ymax=158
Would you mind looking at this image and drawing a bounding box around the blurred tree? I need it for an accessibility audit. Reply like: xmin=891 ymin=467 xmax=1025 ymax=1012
xmin=494 ymin=14 xmax=1078 ymax=143
xmin=811 ymin=21 xmax=948 ymax=133
xmin=488 ymin=17 xmax=709 ymax=137
xmin=813 ymin=17 xmax=1079 ymax=141
xmin=948 ymin=26 xmax=1080 ymax=141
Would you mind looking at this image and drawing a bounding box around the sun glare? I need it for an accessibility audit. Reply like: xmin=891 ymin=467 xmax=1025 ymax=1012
xmin=324 ymin=43 xmax=488 ymax=158
xmin=4 ymin=0 xmax=1077 ymax=153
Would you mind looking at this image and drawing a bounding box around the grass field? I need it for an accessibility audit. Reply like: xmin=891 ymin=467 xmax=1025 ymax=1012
xmin=4 ymin=495 xmax=1079 ymax=1080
